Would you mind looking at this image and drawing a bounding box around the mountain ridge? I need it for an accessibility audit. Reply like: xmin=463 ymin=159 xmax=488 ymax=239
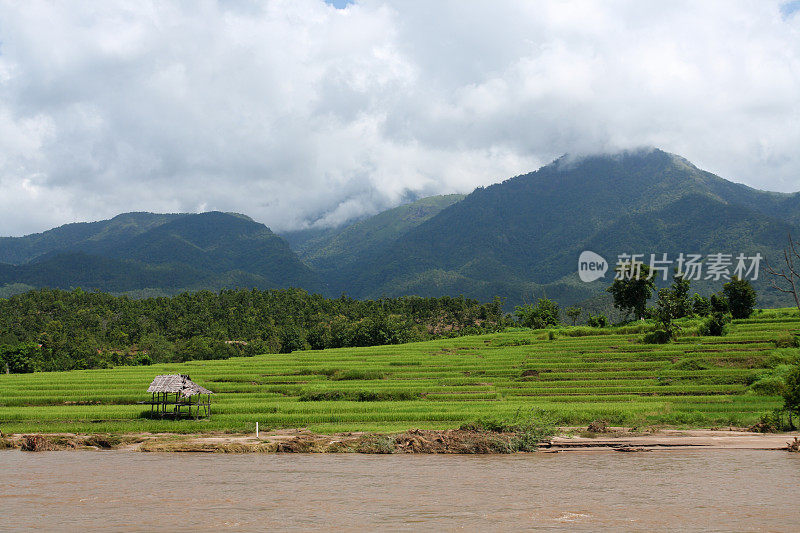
xmin=314 ymin=149 xmax=799 ymax=305
xmin=1 ymin=148 xmax=797 ymax=306
xmin=0 ymin=211 xmax=323 ymax=294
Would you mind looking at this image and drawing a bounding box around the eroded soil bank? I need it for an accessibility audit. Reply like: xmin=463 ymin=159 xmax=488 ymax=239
xmin=2 ymin=427 xmax=799 ymax=453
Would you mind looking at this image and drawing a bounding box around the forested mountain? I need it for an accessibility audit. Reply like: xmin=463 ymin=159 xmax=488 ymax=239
xmin=0 ymin=212 xmax=183 ymax=265
xmin=0 ymin=212 xmax=322 ymax=294
xmin=290 ymin=149 xmax=800 ymax=306
xmin=1 ymin=149 xmax=798 ymax=307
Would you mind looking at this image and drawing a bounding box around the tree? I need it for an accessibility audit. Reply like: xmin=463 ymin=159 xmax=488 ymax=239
xmin=651 ymin=288 xmax=681 ymax=341
xmin=710 ymin=293 xmax=729 ymax=314
xmin=606 ymin=262 xmax=655 ymax=320
xmin=565 ymin=306 xmax=581 ymax=326
xmin=765 ymin=233 xmax=800 ymax=315
xmin=722 ymin=276 xmax=757 ymax=319
xmin=691 ymin=294 xmax=711 ymax=316
xmin=698 ymin=311 xmax=730 ymax=336
xmin=670 ymin=271 xmax=691 ymax=318
xmin=279 ymin=326 xmax=310 ymax=353
xmin=783 ymin=365 xmax=800 ymax=428
xmin=515 ymin=298 xmax=560 ymax=329
xmin=699 ymin=291 xmax=733 ymax=337
xmin=586 ymin=314 xmax=607 ymax=328
xmin=0 ymin=343 xmax=40 ymax=373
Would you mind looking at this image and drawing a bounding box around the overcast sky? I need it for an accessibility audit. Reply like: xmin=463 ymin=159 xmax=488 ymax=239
xmin=1 ymin=1 xmax=799 ymax=236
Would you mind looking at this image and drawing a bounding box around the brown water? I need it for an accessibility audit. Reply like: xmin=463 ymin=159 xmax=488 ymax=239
xmin=1 ymin=450 xmax=798 ymax=531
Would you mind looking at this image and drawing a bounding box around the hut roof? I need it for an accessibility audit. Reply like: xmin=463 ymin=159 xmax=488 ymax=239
xmin=147 ymin=374 xmax=213 ymax=397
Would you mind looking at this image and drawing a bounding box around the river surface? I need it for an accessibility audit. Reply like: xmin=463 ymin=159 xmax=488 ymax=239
xmin=1 ymin=449 xmax=799 ymax=531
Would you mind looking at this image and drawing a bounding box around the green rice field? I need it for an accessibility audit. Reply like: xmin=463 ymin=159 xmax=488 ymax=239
xmin=1 ymin=309 xmax=798 ymax=435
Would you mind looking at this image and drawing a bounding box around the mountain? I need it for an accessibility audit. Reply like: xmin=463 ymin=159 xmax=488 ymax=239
xmin=0 ymin=211 xmax=323 ymax=294
xmin=0 ymin=212 xmax=183 ymax=265
xmin=290 ymin=149 xmax=800 ymax=306
xmin=3 ymin=149 xmax=798 ymax=307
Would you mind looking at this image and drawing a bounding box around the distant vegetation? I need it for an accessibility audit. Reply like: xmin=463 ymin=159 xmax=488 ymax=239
xmin=0 ymin=288 xmax=507 ymax=373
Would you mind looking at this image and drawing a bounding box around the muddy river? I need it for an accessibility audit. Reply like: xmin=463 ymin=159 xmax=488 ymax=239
xmin=2 ymin=450 xmax=798 ymax=531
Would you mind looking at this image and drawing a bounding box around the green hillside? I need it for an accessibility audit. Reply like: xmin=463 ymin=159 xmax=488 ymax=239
xmin=0 ymin=212 xmax=183 ymax=265
xmin=0 ymin=211 xmax=323 ymax=294
xmin=0 ymin=308 xmax=796 ymax=434
xmin=0 ymin=252 xmax=212 ymax=293
xmin=326 ymin=150 xmax=799 ymax=306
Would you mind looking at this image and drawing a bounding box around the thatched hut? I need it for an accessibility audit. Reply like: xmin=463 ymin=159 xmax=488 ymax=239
xmin=144 ymin=374 xmax=213 ymax=419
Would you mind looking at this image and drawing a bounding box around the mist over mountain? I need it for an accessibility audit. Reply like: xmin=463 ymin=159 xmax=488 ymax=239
xmin=288 ymin=149 xmax=799 ymax=307
xmin=1 ymin=149 xmax=797 ymax=307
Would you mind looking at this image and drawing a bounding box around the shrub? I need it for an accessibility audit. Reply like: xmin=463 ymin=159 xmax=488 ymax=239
xmin=698 ymin=312 xmax=731 ymax=336
xmin=774 ymin=331 xmax=799 ymax=348
xmin=510 ymin=415 xmax=557 ymax=452
xmin=459 ymin=411 xmax=557 ymax=451
xmin=642 ymin=330 xmax=672 ymax=344
xmin=751 ymin=374 xmax=788 ymax=395
xmin=515 ymin=298 xmax=561 ymax=329
xmin=586 ymin=314 xmax=607 ymax=328
xmin=329 ymin=370 xmax=384 ymax=381
xmin=672 ymin=358 xmax=711 ymax=371
xmin=299 ymin=390 xmax=417 ymax=402
xmin=765 ymin=350 xmax=800 ymax=368
xmin=751 ymin=409 xmax=794 ymax=432
xmin=783 ymin=365 xmax=800 ymax=420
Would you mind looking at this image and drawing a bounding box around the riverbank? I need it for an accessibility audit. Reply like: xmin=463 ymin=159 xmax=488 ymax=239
xmin=2 ymin=427 xmax=798 ymax=453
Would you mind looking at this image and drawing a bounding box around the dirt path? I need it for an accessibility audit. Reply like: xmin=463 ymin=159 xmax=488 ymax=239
xmin=547 ymin=429 xmax=799 ymax=452
xmin=3 ymin=428 xmax=799 ymax=453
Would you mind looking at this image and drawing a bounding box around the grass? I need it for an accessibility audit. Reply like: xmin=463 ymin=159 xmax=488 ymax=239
xmin=0 ymin=309 xmax=798 ymax=435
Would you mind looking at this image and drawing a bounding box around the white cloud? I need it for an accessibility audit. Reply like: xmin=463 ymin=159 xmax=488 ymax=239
xmin=0 ymin=0 xmax=798 ymax=236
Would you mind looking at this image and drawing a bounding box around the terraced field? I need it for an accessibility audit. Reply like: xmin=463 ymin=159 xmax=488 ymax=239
xmin=1 ymin=309 xmax=798 ymax=435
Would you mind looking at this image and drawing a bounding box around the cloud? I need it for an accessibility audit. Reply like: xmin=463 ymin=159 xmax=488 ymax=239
xmin=0 ymin=0 xmax=798 ymax=236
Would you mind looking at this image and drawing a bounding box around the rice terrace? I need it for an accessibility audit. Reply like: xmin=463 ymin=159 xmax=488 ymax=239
xmin=2 ymin=309 xmax=797 ymax=438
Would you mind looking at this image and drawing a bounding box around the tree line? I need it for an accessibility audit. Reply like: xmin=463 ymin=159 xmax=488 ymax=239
xmin=0 ymin=288 xmax=508 ymax=373
xmin=514 ymin=264 xmax=758 ymax=342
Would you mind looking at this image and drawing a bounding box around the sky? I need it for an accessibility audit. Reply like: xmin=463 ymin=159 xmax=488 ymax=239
xmin=0 ymin=1 xmax=799 ymax=236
